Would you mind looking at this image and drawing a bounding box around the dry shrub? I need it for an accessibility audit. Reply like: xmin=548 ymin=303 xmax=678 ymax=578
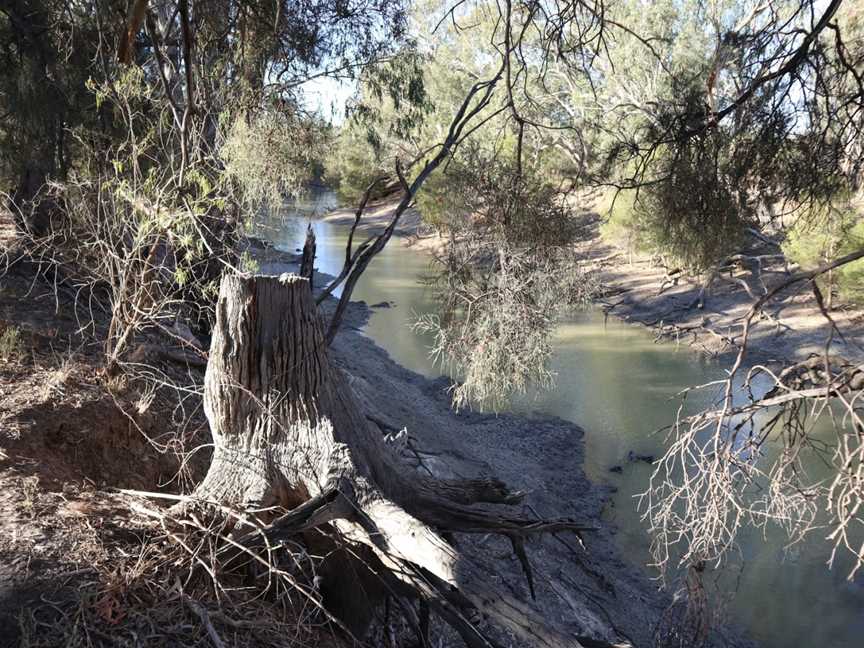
xmin=15 ymin=506 xmax=339 ymax=648
xmin=642 ymin=355 xmax=864 ymax=583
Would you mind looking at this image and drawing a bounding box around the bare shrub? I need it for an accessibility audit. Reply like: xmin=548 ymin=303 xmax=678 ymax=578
xmin=642 ymin=254 xmax=864 ymax=583
xmin=7 ymin=68 xmax=238 ymax=371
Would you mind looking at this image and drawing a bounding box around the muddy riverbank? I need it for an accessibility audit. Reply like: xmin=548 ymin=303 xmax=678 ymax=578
xmin=255 ymin=229 xmax=756 ymax=648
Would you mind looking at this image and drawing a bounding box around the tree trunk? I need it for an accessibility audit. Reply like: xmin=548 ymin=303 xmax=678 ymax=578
xmin=299 ymin=224 xmax=316 ymax=292
xmin=4 ymin=2 xmax=64 ymax=238
xmin=189 ymin=272 xmax=626 ymax=648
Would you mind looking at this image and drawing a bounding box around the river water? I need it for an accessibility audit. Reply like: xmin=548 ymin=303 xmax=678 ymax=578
xmin=255 ymin=190 xmax=864 ymax=648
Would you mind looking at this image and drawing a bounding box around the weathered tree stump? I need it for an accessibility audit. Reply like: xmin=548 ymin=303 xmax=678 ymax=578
xmin=189 ymin=272 xmax=624 ymax=648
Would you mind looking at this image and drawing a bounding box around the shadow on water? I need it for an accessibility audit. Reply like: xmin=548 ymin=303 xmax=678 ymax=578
xmin=257 ymin=188 xmax=864 ymax=648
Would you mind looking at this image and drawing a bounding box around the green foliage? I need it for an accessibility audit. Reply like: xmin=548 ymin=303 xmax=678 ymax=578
xmin=589 ymin=0 xmax=864 ymax=275
xmin=351 ymin=51 xmax=431 ymax=143
xmin=414 ymin=167 xmax=461 ymax=232
xmin=221 ymin=109 xmax=326 ymax=213
xmin=0 ymin=326 xmax=25 ymax=362
xmin=0 ymin=1 xmax=97 ymax=187
xmin=240 ymin=250 xmax=261 ymax=274
xmin=600 ymin=135 xmax=753 ymax=271
xmin=325 ymin=126 xmax=389 ymax=203
xmin=633 ymin=139 xmax=750 ymax=271
xmin=325 ymin=52 xmax=431 ymax=202
xmin=415 ymin=152 xmax=598 ymax=410
xmin=598 ymin=190 xmax=643 ymax=253
xmin=783 ymin=196 xmax=864 ymax=304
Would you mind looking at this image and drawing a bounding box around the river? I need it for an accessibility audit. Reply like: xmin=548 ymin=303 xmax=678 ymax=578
xmin=255 ymin=190 xmax=864 ymax=648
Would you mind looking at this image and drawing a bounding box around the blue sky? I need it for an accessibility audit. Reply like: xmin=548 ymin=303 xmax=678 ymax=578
xmin=300 ymin=75 xmax=357 ymax=124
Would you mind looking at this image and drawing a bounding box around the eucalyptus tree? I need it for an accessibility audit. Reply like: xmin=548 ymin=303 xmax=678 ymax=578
xmin=326 ymin=0 xmax=615 ymax=409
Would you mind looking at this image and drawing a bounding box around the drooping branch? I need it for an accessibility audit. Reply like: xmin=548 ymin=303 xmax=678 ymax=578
xmin=644 ymin=245 xmax=864 ymax=581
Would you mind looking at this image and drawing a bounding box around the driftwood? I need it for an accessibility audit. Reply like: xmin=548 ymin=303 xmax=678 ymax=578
xmin=185 ymin=272 xmax=628 ymax=648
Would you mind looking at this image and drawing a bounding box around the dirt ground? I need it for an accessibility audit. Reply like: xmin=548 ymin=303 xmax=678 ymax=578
xmin=0 ymin=252 xmax=219 ymax=646
xmin=0 ymin=209 xmax=758 ymax=647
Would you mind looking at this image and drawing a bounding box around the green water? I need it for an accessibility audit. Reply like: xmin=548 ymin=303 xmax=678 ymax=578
xmin=257 ymin=193 xmax=864 ymax=648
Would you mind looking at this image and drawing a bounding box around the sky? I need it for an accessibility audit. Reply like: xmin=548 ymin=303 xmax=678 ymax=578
xmin=299 ymin=75 xmax=358 ymax=125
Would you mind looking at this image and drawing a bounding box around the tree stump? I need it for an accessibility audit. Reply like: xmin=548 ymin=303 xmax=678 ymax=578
xmin=189 ymin=272 xmax=624 ymax=648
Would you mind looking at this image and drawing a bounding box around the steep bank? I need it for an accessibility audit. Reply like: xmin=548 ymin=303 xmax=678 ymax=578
xmin=0 ymin=259 xmax=215 ymax=646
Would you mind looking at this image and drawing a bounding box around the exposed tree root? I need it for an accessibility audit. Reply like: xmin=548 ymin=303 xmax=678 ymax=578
xmin=160 ymin=273 xmax=629 ymax=648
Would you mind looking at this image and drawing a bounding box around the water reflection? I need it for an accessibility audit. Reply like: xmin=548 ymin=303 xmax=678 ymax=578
xmin=257 ymin=191 xmax=864 ymax=648
xmin=254 ymin=190 xmax=443 ymax=377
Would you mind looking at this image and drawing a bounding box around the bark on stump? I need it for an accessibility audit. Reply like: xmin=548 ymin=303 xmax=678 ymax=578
xmin=189 ymin=272 xmax=622 ymax=648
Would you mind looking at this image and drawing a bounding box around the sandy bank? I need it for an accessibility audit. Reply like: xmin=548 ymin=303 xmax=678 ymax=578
xmin=325 ymin=195 xmax=864 ymax=365
xmin=587 ymin=241 xmax=864 ymax=365
xmin=321 ymin=198 xmax=445 ymax=254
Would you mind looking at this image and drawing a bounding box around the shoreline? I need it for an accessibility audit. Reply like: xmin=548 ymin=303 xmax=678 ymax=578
xmin=330 ymin=299 xmax=668 ymax=646
xmin=0 ymin=210 xmax=752 ymax=646
xmin=321 ymin=199 xmax=446 ymax=254
xmin=322 ymin=196 xmax=864 ymax=366
xmin=0 ymin=193 xmax=846 ymax=646
xmin=0 ymin=234 xmax=658 ymax=647
xmin=258 ymin=241 xmax=755 ymax=648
